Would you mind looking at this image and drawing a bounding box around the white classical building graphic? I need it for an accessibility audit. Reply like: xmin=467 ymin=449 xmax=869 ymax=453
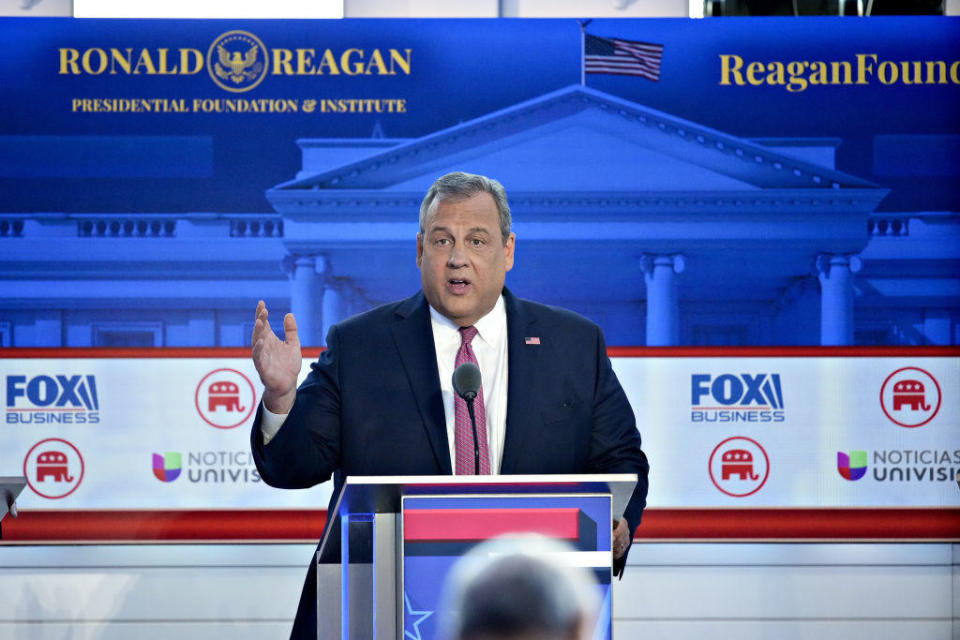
xmin=1 ymin=86 xmax=957 ymax=347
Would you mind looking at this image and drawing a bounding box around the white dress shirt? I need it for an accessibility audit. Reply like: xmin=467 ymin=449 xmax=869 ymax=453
xmin=430 ymin=295 xmax=508 ymax=474
xmin=260 ymin=296 xmax=510 ymax=475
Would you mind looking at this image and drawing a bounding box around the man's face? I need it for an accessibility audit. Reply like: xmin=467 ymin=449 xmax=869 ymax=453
xmin=417 ymin=191 xmax=515 ymax=327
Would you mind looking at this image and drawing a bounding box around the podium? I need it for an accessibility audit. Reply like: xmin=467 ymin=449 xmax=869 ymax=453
xmin=315 ymin=473 xmax=637 ymax=640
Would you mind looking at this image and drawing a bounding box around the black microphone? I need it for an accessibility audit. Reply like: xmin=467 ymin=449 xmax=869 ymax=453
xmin=453 ymin=362 xmax=482 ymax=474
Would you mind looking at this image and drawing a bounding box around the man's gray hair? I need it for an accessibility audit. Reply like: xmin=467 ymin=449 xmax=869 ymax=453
xmin=419 ymin=171 xmax=512 ymax=243
xmin=438 ymin=535 xmax=600 ymax=640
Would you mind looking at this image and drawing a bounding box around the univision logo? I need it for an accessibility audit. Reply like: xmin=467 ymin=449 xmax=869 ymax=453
xmin=150 ymin=450 xmax=261 ymax=484
xmin=152 ymin=452 xmax=182 ymax=482
xmin=837 ymin=449 xmax=960 ymax=483
xmin=837 ymin=450 xmax=867 ymax=481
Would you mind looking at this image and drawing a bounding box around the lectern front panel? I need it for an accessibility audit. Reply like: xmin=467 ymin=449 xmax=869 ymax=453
xmin=400 ymin=493 xmax=613 ymax=640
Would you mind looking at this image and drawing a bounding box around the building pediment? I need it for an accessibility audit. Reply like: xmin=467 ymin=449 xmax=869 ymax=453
xmin=267 ymin=85 xmax=891 ymax=313
xmin=269 ymin=85 xmax=878 ymax=201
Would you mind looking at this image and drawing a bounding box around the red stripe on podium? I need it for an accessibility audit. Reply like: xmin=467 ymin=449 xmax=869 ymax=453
xmin=403 ymin=508 xmax=581 ymax=542
xmin=1 ymin=508 xmax=957 ymax=544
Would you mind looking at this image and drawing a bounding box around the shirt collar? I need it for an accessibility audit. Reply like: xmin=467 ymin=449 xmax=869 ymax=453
xmin=428 ymin=295 xmax=506 ymax=346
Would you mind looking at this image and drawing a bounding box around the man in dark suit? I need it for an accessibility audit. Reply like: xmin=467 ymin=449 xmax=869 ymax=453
xmin=250 ymin=172 xmax=649 ymax=640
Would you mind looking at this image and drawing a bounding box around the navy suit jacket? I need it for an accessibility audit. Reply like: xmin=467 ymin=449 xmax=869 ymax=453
xmin=251 ymin=288 xmax=649 ymax=639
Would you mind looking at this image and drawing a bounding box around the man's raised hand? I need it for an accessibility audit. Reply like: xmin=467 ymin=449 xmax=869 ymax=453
xmin=251 ymin=300 xmax=301 ymax=414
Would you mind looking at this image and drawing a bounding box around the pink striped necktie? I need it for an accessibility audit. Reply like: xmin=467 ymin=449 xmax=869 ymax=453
xmin=454 ymin=326 xmax=490 ymax=475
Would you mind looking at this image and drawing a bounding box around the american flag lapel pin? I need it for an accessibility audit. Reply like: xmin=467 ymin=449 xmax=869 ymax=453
xmin=524 ymin=336 xmax=541 ymax=345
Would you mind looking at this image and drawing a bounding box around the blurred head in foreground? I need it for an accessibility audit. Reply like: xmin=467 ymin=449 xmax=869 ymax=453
xmin=439 ymin=535 xmax=600 ymax=640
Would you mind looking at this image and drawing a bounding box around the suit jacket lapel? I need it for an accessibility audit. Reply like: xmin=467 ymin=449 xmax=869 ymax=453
xmin=391 ymin=292 xmax=452 ymax=475
xmin=500 ymin=288 xmax=540 ymax=474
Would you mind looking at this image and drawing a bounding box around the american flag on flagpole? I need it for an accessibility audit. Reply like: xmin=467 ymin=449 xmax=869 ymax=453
xmin=584 ymin=34 xmax=664 ymax=82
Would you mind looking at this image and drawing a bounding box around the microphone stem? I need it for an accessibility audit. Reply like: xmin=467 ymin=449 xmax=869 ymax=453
xmin=466 ymin=398 xmax=480 ymax=475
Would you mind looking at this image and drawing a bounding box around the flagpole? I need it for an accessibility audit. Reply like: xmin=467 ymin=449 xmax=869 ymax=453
xmin=579 ymin=19 xmax=591 ymax=86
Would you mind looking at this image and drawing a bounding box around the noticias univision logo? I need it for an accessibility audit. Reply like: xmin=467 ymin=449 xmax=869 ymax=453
xmin=844 ymin=449 xmax=960 ymax=483
xmin=691 ymin=373 xmax=785 ymax=423
xmin=837 ymin=450 xmax=867 ymax=481
xmin=152 ymin=452 xmax=182 ymax=482
xmin=5 ymin=375 xmax=101 ymax=424
xmin=151 ymin=450 xmax=262 ymax=484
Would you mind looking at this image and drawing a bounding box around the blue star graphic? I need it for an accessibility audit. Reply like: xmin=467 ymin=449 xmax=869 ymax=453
xmin=403 ymin=592 xmax=434 ymax=640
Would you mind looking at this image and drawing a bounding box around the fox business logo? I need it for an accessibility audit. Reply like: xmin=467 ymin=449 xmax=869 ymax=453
xmin=5 ymin=375 xmax=100 ymax=424
xmin=690 ymin=373 xmax=785 ymax=423
xmin=58 ymin=29 xmax=412 ymax=93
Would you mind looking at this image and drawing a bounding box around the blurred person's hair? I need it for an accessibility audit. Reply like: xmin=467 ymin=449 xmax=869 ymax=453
xmin=438 ymin=535 xmax=600 ymax=640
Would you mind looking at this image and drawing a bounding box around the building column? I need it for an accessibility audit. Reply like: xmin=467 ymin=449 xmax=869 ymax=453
xmin=816 ymin=253 xmax=861 ymax=346
xmin=921 ymin=310 xmax=951 ymax=346
xmin=186 ymin=311 xmax=216 ymax=347
xmin=773 ymin=277 xmax=820 ymax=345
xmin=641 ymin=254 xmax=685 ymax=346
xmin=289 ymin=254 xmax=327 ymax=347
xmin=321 ymin=278 xmax=344 ymax=345
xmin=34 ymin=310 xmax=64 ymax=347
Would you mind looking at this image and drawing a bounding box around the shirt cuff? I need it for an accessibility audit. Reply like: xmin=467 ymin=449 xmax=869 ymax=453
xmin=260 ymin=402 xmax=289 ymax=446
